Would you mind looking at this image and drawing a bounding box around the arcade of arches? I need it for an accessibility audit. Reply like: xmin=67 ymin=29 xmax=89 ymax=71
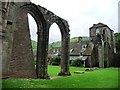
xmin=1 ymin=2 xmax=71 ymax=79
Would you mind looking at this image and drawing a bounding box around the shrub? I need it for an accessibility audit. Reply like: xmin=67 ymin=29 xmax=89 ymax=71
xmin=71 ymin=59 xmax=82 ymax=67
xmin=51 ymin=56 xmax=61 ymax=66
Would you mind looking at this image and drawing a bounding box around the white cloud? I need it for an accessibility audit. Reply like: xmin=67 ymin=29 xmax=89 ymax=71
xmin=29 ymin=0 xmax=119 ymax=42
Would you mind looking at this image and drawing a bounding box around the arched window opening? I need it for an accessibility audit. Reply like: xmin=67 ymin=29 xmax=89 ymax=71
xmin=49 ymin=23 xmax=61 ymax=43
xmin=96 ymin=28 xmax=100 ymax=35
xmin=48 ymin=23 xmax=61 ymax=77
xmin=28 ymin=13 xmax=37 ymax=68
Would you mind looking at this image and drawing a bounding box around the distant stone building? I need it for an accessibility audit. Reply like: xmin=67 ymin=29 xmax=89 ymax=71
xmin=69 ymin=37 xmax=88 ymax=61
xmin=83 ymin=23 xmax=116 ymax=68
xmin=48 ymin=37 xmax=89 ymax=66
xmin=48 ymin=47 xmax=61 ymax=57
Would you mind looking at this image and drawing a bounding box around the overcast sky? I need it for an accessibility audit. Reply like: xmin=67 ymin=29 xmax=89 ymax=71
xmin=28 ymin=0 xmax=119 ymax=43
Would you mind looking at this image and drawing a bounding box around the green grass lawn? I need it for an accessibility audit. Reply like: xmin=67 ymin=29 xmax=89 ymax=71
xmin=2 ymin=66 xmax=119 ymax=88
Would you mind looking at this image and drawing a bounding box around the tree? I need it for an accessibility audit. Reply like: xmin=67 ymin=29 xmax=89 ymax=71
xmin=114 ymin=33 xmax=120 ymax=53
xmin=51 ymin=56 xmax=61 ymax=66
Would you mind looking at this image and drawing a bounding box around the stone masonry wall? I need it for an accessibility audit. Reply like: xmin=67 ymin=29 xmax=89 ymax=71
xmin=9 ymin=12 xmax=36 ymax=78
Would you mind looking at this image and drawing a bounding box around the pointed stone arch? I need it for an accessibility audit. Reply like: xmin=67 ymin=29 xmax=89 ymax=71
xmin=45 ymin=13 xmax=71 ymax=76
xmin=2 ymin=2 xmax=71 ymax=79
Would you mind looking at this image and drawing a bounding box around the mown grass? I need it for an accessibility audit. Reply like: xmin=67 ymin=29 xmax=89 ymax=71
xmin=2 ymin=66 xmax=119 ymax=88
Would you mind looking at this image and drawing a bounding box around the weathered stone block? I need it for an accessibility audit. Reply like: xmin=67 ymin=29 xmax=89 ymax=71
xmin=74 ymin=71 xmax=85 ymax=74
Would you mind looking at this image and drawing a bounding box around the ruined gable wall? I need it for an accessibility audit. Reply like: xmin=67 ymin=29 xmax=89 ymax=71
xmin=9 ymin=2 xmax=36 ymax=78
xmin=2 ymin=1 xmax=36 ymax=78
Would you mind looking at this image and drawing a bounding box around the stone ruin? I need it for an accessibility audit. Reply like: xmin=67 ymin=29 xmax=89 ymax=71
xmin=1 ymin=1 xmax=71 ymax=79
xmin=83 ymin=23 xmax=116 ymax=68
xmin=1 ymin=1 xmax=117 ymax=79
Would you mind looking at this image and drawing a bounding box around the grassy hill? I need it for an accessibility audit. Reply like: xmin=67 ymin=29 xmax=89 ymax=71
xmin=70 ymin=36 xmax=89 ymax=42
xmin=49 ymin=41 xmax=61 ymax=49
xmin=31 ymin=36 xmax=89 ymax=50
xmin=31 ymin=40 xmax=61 ymax=50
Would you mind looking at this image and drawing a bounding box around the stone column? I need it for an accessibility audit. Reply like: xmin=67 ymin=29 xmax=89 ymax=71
xmin=36 ymin=24 xmax=50 ymax=79
xmin=58 ymin=33 xmax=71 ymax=76
xmin=1 ymin=2 xmax=12 ymax=78
xmin=88 ymin=56 xmax=92 ymax=68
xmin=98 ymin=45 xmax=104 ymax=68
xmin=107 ymin=45 xmax=110 ymax=67
xmin=0 ymin=2 xmax=2 ymax=79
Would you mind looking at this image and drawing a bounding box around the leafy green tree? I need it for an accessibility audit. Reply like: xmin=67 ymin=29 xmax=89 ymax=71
xmin=51 ymin=56 xmax=61 ymax=66
xmin=114 ymin=33 xmax=120 ymax=52
xmin=71 ymin=58 xmax=82 ymax=67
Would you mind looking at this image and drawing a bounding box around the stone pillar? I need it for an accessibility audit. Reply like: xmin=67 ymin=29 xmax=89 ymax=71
xmin=36 ymin=24 xmax=50 ymax=79
xmin=88 ymin=56 xmax=92 ymax=68
xmin=104 ymin=43 xmax=110 ymax=67
xmin=2 ymin=21 xmax=13 ymax=78
xmin=0 ymin=2 xmax=2 ymax=79
xmin=1 ymin=2 xmax=12 ymax=78
xmin=58 ymin=33 xmax=71 ymax=76
xmin=1 ymin=28 xmax=10 ymax=79
xmin=107 ymin=45 xmax=110 ymax=67
xmin=98 ymin=45 xmax=104 ymax=68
